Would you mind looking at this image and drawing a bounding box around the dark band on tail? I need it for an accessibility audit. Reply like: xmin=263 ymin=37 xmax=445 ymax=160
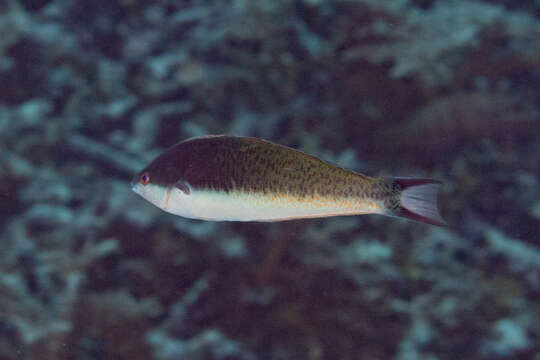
xmin=387 ymin=177 xmax=447 ymax=227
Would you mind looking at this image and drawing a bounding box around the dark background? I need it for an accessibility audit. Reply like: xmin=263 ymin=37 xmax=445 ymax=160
xmin=1 ymin=0 xmax=539 ymax=359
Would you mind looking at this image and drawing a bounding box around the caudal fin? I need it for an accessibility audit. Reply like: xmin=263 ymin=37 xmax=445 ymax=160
xmin=388 ymin=178 xmax=447 ymax=227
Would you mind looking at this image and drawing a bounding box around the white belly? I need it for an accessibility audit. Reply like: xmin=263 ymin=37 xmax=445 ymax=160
xmin=163 ymin=187 xmax=383 ymax=221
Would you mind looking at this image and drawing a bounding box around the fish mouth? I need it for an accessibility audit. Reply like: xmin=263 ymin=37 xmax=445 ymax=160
xmin=131 ymin=181 xmax=142 ymax=196
xmin=130 ymin=174 xmax=140 ymax=189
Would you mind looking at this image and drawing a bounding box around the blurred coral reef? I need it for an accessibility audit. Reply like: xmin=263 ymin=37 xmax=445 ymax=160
xmin=0 ymin=0 xmax=539 ymax=359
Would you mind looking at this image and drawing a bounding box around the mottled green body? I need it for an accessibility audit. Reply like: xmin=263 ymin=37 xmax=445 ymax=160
xmin=132 ymin=135 xmax=444 ymax=225
xmin=143 ymin=135 xmax=398 ymax=212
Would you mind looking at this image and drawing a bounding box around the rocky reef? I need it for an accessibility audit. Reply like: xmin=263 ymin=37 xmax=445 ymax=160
xmin=1 ymin=0 xmax=539 ymax=359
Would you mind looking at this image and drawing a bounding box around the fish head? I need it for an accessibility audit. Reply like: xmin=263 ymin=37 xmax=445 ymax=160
xmin=130 ymin=139 xmax=197 ymax=215
xmin=131 ymin=155 xmax=193 ymax=216
xmin=131 ymin=169 xmax=171 ymax=210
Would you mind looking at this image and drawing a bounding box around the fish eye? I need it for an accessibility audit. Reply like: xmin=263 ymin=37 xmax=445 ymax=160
xmin=140 ymin=172 xmax=150 ymax=185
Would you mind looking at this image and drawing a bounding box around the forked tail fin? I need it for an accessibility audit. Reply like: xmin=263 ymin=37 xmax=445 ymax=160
xmin=386 ymin=178 xmax=447 ymax=227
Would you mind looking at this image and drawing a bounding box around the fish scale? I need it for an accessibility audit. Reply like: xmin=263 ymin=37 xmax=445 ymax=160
xmin=131 ymin=135 xmax=446 ymax=226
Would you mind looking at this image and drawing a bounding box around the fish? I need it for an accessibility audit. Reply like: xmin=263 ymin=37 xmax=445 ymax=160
xmin=131 ymin=135 xmax=446 ymax=226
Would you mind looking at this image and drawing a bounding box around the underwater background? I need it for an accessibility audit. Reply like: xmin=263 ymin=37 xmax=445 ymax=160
xmin=1 ymin=0 xmax=539 ymax=359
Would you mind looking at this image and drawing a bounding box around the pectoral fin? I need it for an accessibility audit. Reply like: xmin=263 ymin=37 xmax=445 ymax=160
xmin=175 ymin=180 xmax=191 ymax=195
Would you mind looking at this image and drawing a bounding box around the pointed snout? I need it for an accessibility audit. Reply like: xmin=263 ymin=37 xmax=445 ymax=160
xmin=130 ymin=174 xmax=139 ymax=189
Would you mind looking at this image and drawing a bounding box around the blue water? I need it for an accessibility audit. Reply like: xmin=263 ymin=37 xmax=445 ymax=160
xmin=0 ymin=1 xmax=538 ymax=359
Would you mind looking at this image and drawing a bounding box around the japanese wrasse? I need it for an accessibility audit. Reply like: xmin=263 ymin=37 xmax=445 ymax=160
xmin=131 ymin=135 xmax=446 ymax=226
